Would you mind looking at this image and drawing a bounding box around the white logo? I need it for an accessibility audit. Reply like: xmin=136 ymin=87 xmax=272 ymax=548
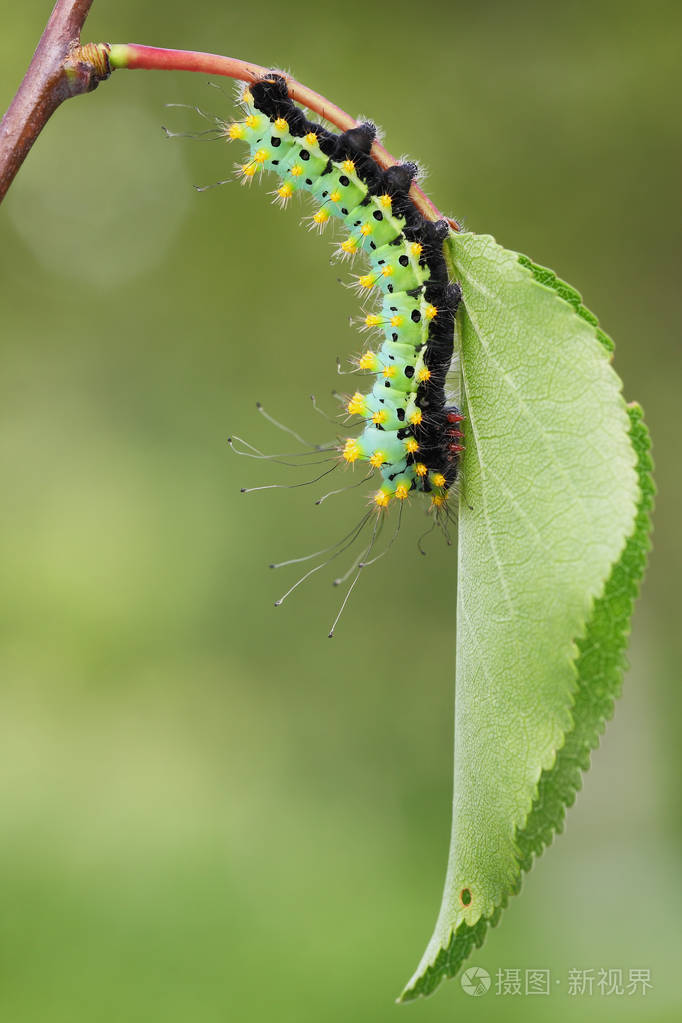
xmin=461 ymin=966 xmax=491 ymax=997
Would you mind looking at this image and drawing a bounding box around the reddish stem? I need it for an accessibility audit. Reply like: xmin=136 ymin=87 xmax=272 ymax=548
xmin=109 ymin=44 xmax=460 ymax=230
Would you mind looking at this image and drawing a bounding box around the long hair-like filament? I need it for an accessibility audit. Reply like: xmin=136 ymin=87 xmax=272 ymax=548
xmin=310 ymin=394 xmax=343 ymax=428
xmin=315 ymin=469 xmax=374 ymax=505
xmin=273 ymin=511 xmax=374 ymax=606
xmin=241 ymin=462 xmax=339 ymax=494
xmin=417 ymin=519 xmax=438 ymax=556
xmin=255 ymin=401 xmax=317 ymax=448
xmin=228 ymin=435 xmax=336 ymax=465
xmin=328 ymin=511 xmax=383 ymax=638
xmin=359 ymin=500 xmax=404 ymax=567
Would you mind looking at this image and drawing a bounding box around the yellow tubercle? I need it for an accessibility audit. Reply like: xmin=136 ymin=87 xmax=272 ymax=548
xmin=313 ymin=209 xmax=330 ymax=225
xmin=343 ymin=438 xmax=362 ymax=463
xmin=329 ymin=190 xmax=342 ymax=203
xmin=347 ymin=392 xmax=367 ymax=416
xmin=374 ymin=490 xmax=391 ymax=508
xmin=409 ymin=409 xmax=423 ymax=426
xmin=390 ymin=314 xmax=403 ymax=328
xmin=410 ymin=243 xmax=423 ymax=257
xmin=245 ymin=114 xmax=260 ymax=129
xmin=432 ymin=493 xmax=447 ymax=509
xmin=432 ymin=473 xmax=446 ymax=488
xmin=395 ymin=483 xmax=410 ymax=501
xmin=425 ymin=304 xmax=438 ymax=320
xmin=359 ymin=274 xmax=376 ymax=290
xmin=274 ymin=117 xmax=288 ymax=131
xmin=304 ymin=132 xmax=318 ymax=147
xmin=382 ymin=365 xmax=396 ymax=379
xmin=242 ymin=89 xmax=254 ymax=104
xmin=365 ymin=313 xmax=381 ymax=327
xmin=241 ymin=163 xmax=257 ymax=178
xmin=415 ymin=462 xmax=428 ymax=478
xmin=360 ymin=224 xmax=372 ymax=237
xmin=372 ymin=409 xmax=388 ymax=425
xmin=369 ymin=451 xmax=386 ymax=468
xmin=381 ymin=265 xmax=394 ymax=278
xmin=253 ymin=148 xmax=269 ymax=163
xmin=341 ymin=239 xmax=358 ymax=255
xmin=359 ymin=352 xmax=379 ymax=371
xmin=379 ymin=194 xmax=392 ymax=208
xmin=290 ymin=164 xmax=303 ymax=177
xmin=227 ymin=123 xmax=245 ymax=140
xmin=341 ymin=159 xmax=355 ymax=173
xmin=277 ymin=183 xmax=293 ymax=200
xmin=405 ymin=438 xmax=419 ymax=454
xmin=417 ymin=367 xmax=431 ymax=383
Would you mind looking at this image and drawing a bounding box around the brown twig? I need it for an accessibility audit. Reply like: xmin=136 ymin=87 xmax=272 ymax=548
xmin=0 ymin=0 xmax=102 ymax=204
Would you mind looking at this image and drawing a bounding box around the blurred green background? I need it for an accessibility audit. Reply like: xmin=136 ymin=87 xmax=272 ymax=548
xmin=1 ymin=1 xmax=680 ymax=1020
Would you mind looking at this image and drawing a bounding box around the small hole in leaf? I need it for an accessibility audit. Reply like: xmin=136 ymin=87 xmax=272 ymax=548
xmin=460 ymin=887 xmax=472 ymax=906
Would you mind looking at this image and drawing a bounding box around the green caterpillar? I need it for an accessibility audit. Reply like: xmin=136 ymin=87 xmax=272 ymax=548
xmin=226 ymin=74 xmax=464 ymax=512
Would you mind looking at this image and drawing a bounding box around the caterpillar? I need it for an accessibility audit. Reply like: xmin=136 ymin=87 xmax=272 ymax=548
xmin=226 ymin=74 xmax=464 ymax=513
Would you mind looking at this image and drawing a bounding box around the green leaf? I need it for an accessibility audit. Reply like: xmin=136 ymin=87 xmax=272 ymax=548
xmin=401 ymin=233 xmax=652 ymax=1001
